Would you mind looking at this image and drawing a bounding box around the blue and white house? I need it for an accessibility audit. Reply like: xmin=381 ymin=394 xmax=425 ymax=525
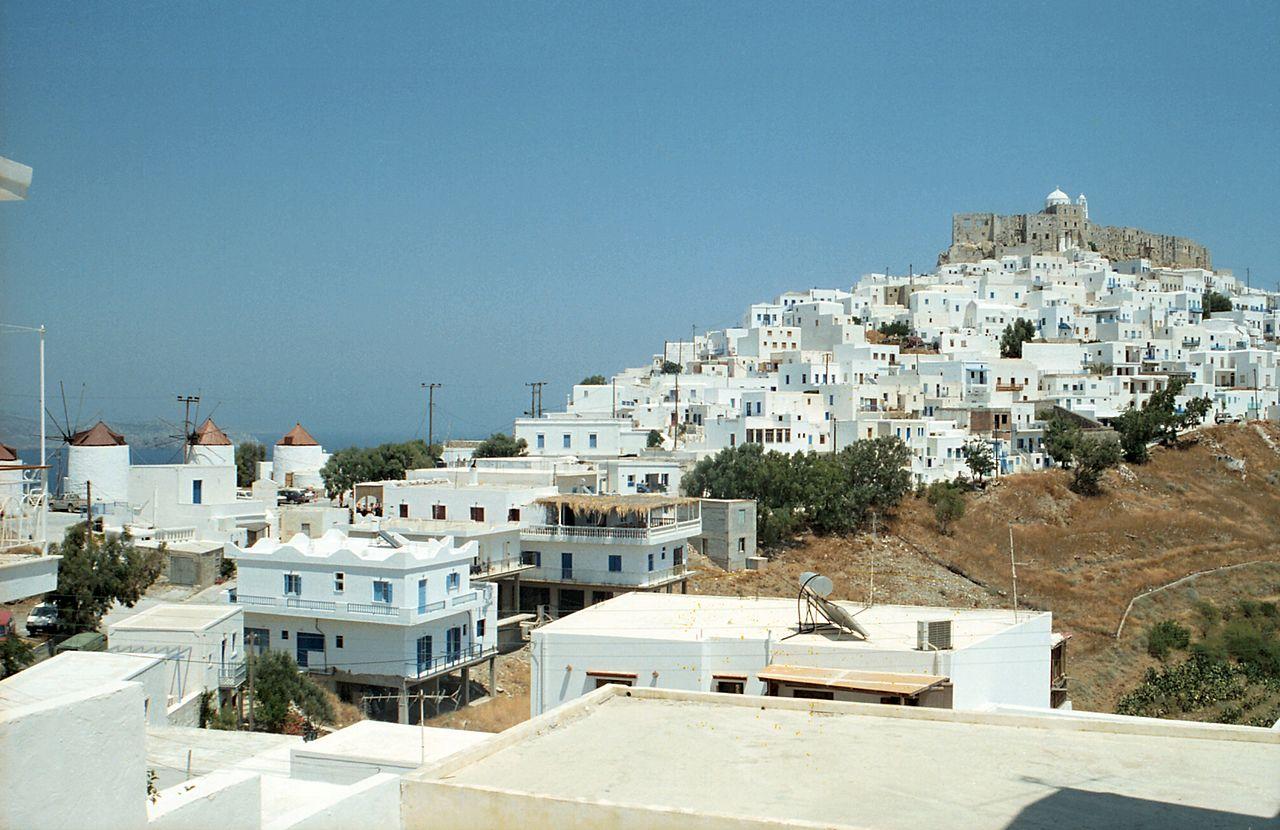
xmin=226 ymin=529 xmax=497 ymax=723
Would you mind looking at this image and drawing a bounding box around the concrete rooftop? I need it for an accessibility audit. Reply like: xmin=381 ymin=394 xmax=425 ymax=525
xmin=410 ymin=687 xmax=1280 ymax=829
xmin=109 ymin=602 xmax=238 ymax=632
xmin=292 ymin=720 xmax=491 ymax=769
xmin=0 ymin=652 xmax=160 ymax=704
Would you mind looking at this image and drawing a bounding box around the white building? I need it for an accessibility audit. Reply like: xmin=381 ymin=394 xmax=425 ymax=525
xmin=64 ymin=420 xmax=131 ymax=505
xmin=226 ymin=529 xmax=497 ymax=722
xmin=530 ymin=591 xmax=1067 ymax=716
xmin=128 ymin=460 xmax=273 ymax=546
xmin=517 ymin=494 xmax=701 ymax=614
xmin=270 ymin=423 xmax=329 ymax=489
xmin=107 ymin=603 xmax=247 ymax=710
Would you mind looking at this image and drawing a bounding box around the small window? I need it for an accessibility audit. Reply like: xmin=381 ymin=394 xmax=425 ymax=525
xmin=281 ymin=630 xmax=289 ymax=640
xmin=647 ymin=553 xmax=654 ymax=572
xmin=595 ymin=677 xmax=633 ymax=689
xmin=608 ymin=555 xmax=622 ymax=572
xmin=476 ymin=619 xmax=486 ymax=638
xmin=373 ymin=581 xmax=393 ymax=604
xmin=715 ymin=680 xmax=745 ymax=694
xmin=334 ymin=572 xmax=345 ymax=593
xmin=562 ymin=434 xmax=571 ymax=448
xmin=284 ymin=574 xmax=301 ymax=595
xmin=300 ymin=522 xmax=312 ymax=535
xmin=399 ymin=504 xmax=409 ymax=519
xmin=446 ymin=572 xmax=461 ymax=592
xmin=335 ymin=635 xmax=344 ymax=649
xmin=507 ymin=508 xmax=520 ymax=522
xmin=432 ymin=504 xmax=446 ymax=520
xmin=536 ymin=433 xmax=545 ymax=449
xmin=738 ymin=537 xmax=746 ymax=552
xmin=588 ymin=433 xmax=597 ymax=449
xmin=470 ymin=506 xmax=485 ymax=522
xmin=791 ymin=689 xmax=835 ymax=700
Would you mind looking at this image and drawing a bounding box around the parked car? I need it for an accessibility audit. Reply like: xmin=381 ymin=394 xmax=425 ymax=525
xmin=25 ymin=602 xmax=60 ymax=636
xmin=49 ymin=493 xmax=85 ymax=513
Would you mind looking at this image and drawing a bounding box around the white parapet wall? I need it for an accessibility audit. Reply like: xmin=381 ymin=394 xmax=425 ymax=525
xmin=148 ymin=770 xmax=262 ymax=830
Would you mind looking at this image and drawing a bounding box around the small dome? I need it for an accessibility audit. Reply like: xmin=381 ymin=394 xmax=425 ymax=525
xmin=1045 ymin=188 xmax=1070 ymax=208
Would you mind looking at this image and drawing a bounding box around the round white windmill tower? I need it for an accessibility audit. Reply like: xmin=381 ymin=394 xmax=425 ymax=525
xmin=186 ymin=417 xmax=234 ymax=466
xmin=64 ymin=421 xmax=130 ymax=504
xmin=273 ymin=423 xmax=325 ymax=488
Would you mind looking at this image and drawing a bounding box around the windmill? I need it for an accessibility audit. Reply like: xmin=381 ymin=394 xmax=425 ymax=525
xmin=43 ymin=381 xmax=86 ymax=493
xmin=153 ymin=393 xmax=224 ymax=463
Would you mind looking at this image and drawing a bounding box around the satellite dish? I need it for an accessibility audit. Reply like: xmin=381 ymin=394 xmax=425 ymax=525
xmin=799 ymin=572 xmax=833 ymax=598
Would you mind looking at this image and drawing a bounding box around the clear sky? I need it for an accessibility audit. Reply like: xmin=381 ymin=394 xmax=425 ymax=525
xmin=2 ymin=1 xmax=1277 ymax=448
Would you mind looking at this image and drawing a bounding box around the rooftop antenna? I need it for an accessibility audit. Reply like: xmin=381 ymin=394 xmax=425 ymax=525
xmin=175 ymin=394 xmax=201 ymax=462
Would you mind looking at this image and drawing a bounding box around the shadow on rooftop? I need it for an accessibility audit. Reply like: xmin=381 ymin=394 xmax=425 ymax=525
xmin=1004 ymin=787 xmax=1279 ymax=830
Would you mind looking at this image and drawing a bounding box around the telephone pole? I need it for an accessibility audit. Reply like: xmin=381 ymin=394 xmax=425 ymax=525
xmin=525 ymin=382 xmax=546 ymax=418
xmin=421 ymin=383 xmax=441 ymax=448
xmin=177 ymin=394 xmax=200 ymax=461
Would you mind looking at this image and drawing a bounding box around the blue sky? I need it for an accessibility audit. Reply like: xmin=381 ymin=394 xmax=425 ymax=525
xmin=2 ymin=1 xmax=1277 ymax=448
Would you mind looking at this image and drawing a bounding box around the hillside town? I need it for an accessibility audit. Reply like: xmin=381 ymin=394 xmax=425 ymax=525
xmin=3 ymin=166 xmax=1279 ymax=828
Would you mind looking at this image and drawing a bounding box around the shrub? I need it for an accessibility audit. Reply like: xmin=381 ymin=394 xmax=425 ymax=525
xmin=1069 ymin=434 xmax=1122 ymax=496
xmin=1146 ymin=619 xmax=1191 ymax=660
xmin=926 ymin=481 xmax=966 ymax=535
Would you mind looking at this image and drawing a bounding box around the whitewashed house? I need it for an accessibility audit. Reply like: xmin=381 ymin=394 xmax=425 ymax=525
xmin=226 ymin=529 xmax=497 ymax=723
xmin=531 ymin=592 xmax=1070 ymax=716
xmin=517 ymin=494 xmax=701 ymax=614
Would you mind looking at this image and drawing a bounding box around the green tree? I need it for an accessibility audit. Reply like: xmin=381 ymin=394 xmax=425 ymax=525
xmin=579 ymin=375 xmax=607 ymax=386
xmin=877 ymin=321 xmax=910 ymax=339
xmin=249 ymin=650 xmax=334 ymax=733
xmin=1000 ymin=318 xmax=1037 ymax=358
xmin=320 ymin=439 xmax=440 ymax=498
xmin=1145 ymin=620 xmax=1191 ymax=661
xmin=1068 ymin=434 xmax=1122 ymax=496
xmin=49 ymin=524 xmax=164 ymax=634
xmin=660 ymin=360 xmax=681 ymax=374
xmin=473 ymin=433 xmax=528 ymax=458
xmin=646 ymin=429 xmax=664 ymax=448
xmin=1204 ymin=291 xmax=1232 ymax=316
xmin=926 ymin=481 xmax=966 ymax=535
xmin=0 ymin=635 xmax=35 ymax=678
xmin=235 ymin=441 xmax=266 ymax=488
xmin=961 ymin=440 xmax=996 ymax=486
xmin=1042 ymin=414 xmax=1081 ymax=468
xmin=1112 ymin=377 xmax=1211 ymax=463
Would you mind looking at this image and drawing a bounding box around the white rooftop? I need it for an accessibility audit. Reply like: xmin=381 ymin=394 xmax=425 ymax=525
xmin=0 ymin=651 xmax=161 ymax=704
xmin=536 ymin=591 xmax=1035 ymax=652
xmin=292 ymin=720 xmax=491 ymax=770
xmin=109 ymin=602 xmax=239 ymax=632
xmin=234 ymin=528 xmax=473 ymax=566
xmin=407 ymin=687 xmax=1280 ymax=830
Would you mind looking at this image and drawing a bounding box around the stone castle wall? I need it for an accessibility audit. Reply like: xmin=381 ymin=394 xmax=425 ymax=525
xmin=941 ymin=204 xmax=1210 ymax=269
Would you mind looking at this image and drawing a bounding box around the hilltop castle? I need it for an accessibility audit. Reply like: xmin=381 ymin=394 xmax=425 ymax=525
xmin=938 ymin=188 xmax=1211 ymax=269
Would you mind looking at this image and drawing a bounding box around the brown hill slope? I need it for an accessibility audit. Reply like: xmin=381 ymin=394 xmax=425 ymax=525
xmin=691 ymin=422 xmax=1280 ymax=712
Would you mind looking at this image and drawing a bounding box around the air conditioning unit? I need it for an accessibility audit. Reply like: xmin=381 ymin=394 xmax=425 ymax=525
xmin=917 ymin=619 xmax=953 ymax=651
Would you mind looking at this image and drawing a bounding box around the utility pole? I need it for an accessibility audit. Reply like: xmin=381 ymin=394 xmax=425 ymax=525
xmin=421 ymin=383 xmax=441 ymax=448
xmin=1008 ymin=523 xmax=1029 ymax=621
xmin=84 ymin=480 xmax=92 ymax=542
xmin=611 ymin=377 xmax=617 ymax=419
xmin=525 ymin=382 xmax=546 ymax=418
xmin=246 ymin=631 xmax=256 ymax=731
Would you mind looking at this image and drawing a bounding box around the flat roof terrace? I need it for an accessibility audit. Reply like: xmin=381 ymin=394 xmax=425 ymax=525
xmin=405 ymin=686 xmax=1279 ymax=830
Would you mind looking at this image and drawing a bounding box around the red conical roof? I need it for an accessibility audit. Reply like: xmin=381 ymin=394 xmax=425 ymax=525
xmin=69 ymin=421 xmax=127 ymax=447
xmin=0 ymin=443 xmax=17 ymax=462
xmin=277 ymin=423 xmax=318 ymax=446
xmin=192 ymin=417 xmax=232 ymax=446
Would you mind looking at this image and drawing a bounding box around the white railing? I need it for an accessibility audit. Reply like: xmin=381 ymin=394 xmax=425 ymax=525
xmin=522 ymin=518 xmax=701 ymax=544
xmin=232 ymin=592 xmax=482 ymax=623
xmin=154 ymin=527 xmax=197 ymax=543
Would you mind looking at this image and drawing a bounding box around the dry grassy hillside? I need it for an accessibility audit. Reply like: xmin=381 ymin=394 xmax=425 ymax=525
xmin=692 ymin=422 xmax=1280 ymax=712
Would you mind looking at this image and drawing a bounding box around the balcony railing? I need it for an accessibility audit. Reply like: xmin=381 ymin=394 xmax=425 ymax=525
xmin=522 ymin=518 xmax=701 ymax=544
xmin=218 ymin=660 xmax=247 ymax=688
xmin=524 ymin=562 xmax=689 ymax=588
xmin=347 ymin=601 xmax=398 ymax=617
xmin=286 ymin=597 xmax=336 ymax=611
xmin=416 ymin=643 xmax=496 ymax=678
xmin=231 ymin=591 xmax=486 ymax=623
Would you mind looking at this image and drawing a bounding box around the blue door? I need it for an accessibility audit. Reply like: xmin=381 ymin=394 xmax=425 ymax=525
xmin=417 ymin=635 xmax=433 ymax=674
xmin=295 ymin=632 xmax=324 ymax=668
xmin=561 ymin=552 xmax=573 ymax=580
xmin=446 ymin=627 xmax=462 ymax=663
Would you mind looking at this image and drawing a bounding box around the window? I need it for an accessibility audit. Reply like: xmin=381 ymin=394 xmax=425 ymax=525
xmin=608 ymin=555 xmax=622 ymax=572
xmin=715 ymin=679 xmax=745 ymax=694
xmin=192 ymin=479 xmax=203 ymax=505
xmin=536 ymin=433 xmax=545 ymax=449
xmin=647 ymin=553 xmax=654 ymax=572
xmin=398 ymin=504 xmax=409 ymax=519
xmin=507 ymin=508 xmax=520 ymax=522
xmin=792 ymin=689 xmax=834 ymax=700
xmin=284 ymin=574 xmax=301 ymax=595
xmin=673 ymin=546 xmax=683 ymax=566
xmin=595 ymin=677 xmax=633 ymax=689
xmin=432 ymin=504 xmax=446 ymax=520
xmin=470 ymin=506 xmax=485 ymax=522
xmin=335 ymin=635 xmax=344 ymax=648
xmin=738 ymin=537 xmax=746 ymax=552
xmin=300 ymin=522 xmax=312 ymax=535
xmin=562 ymin=434 xmax=571 ymax=448
xmin=373 ymin=581 xmax=393 ymax=604
xmin=588 ymin=433 xmax=597 ymax=449
xmin=281 ymin=630 xmax=289 ymax=640
xmin=446 ymin=572 xmax=461 ymax=592
xmin=476 ymin=619 xmax=486 ymax=638
xmin=334 ymin=572 xmax=345 ymax=593
xmin=418 ymin=578 xmax=427 ymax=613
xmin=560 ymin=552 xmax=573 ymax=580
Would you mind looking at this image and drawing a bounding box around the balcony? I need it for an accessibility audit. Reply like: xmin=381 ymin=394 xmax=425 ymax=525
xmin=415 ymin=643 xmax=498 ymax=679
xmin=522 ymin=518 xmax=702 ymax=545
xmin=230 ymin=584 xmax=494 ymax=625
xmin=218 ymin=660 xmax=247 ymax=688
xmin=523 ymin=561 xmax=689 ymax=588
